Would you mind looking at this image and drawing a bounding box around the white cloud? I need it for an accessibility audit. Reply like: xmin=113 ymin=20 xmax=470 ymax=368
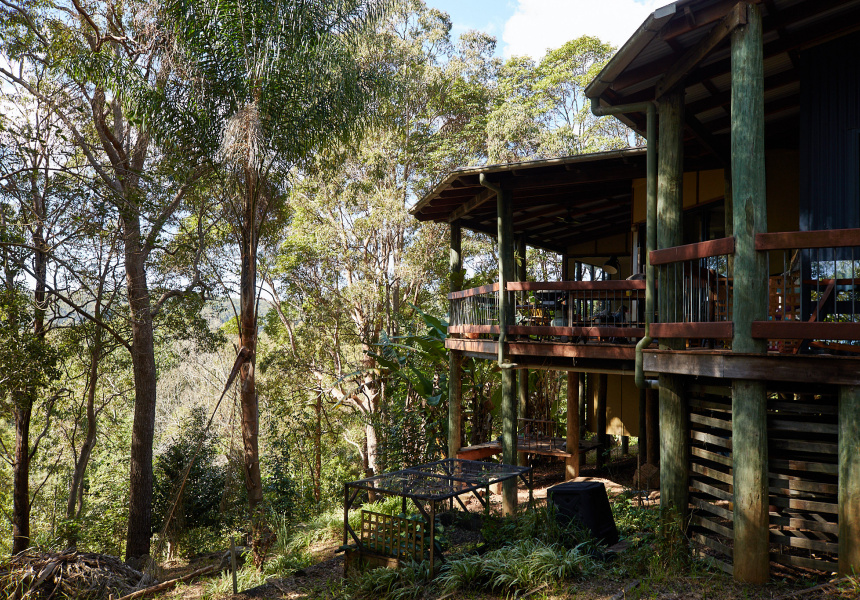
xmin=502 ymin=0 xmax=667 ymax=59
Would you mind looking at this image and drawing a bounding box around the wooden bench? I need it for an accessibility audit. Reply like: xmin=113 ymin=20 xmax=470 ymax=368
xmin=456 ymin=438 xmax=602 ymax=460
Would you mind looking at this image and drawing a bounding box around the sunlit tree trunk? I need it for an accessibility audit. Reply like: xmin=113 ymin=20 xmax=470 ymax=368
xmin=124 ymin=219 xmax=158 ymax=561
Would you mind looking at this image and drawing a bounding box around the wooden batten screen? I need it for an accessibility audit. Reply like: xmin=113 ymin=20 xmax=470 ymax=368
xmin=360 ymin=510 xmax=426 ymax=562
xmin=688 ymin=389 xmax=840 ymax=575
xmin=766 ymin=393 xmax=838 ymax=573
xmin=688 ymin=392 xmax=734 ymax=574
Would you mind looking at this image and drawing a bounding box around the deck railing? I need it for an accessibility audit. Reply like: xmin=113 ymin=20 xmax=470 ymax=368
xmin=448 ymin=283 xmax=500 ymax=335
xmin=448 ymin=230 xmax=860 ymax=354
xmin=649 ymin=237 xmax=735 ymax=340
xmin=754 ymin=229 xmax=860 ymax=350
xmin=507 ymin=281 xmax=645 ymax=341
xmin=448 ymin=280 xmax=645 ymax=343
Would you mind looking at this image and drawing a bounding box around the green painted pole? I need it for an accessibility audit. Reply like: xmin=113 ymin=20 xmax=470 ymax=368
xmin=566 ymin=372 xmax=580 ymax=480
xmin=839 ymin=385 xmax=860 ymax=575
xmin=730 ymin=3 xmax=769 ymax=584
xmin=657 ymin=89 xmax=688 ymax=522
xmin=516 ymin=237 xmax=528 ymax=467
xmin=596 ymin=374 xmax=608 ymax=470
xmin=448 ymin=220 xmax=463 ymax=459
xmin=496 ymin=183 xmax=518 ymax=515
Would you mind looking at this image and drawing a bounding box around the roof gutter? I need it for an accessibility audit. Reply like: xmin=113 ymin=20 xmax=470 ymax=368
xmin=591 ymin=99 xmax=659 ymax=390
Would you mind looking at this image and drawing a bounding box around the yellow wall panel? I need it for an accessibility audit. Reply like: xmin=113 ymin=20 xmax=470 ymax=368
xmin=588 ymin=373 xmax=639 ymax=437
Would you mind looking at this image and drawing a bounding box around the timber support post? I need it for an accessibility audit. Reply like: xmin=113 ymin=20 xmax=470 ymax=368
xmin=839 ymin=385 xmax=860 ymax=575
xmin=516 ymin=237 xmax=529 ymax=467
xmin=448 ymin=220 xmax=463 ymax=459
xmin=657 ymin=88 xmax=688 ymax=523
xmin=596 ymin=374 xmax=608 ymax=470
xmin=566 ymin=372 xmax=580 ymax=480
xmin=486 ymin=176 xmax=518 ymax=515
xmin=646 ymin=388 xmax=659 ymax=467
xmin=730 ymin=2 xmax=769 ymax=584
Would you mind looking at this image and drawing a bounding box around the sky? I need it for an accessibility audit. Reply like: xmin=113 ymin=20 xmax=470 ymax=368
xmin=427 ymin=0 xmax=668 ymax=59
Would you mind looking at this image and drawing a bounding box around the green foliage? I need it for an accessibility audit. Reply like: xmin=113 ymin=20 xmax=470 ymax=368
xmin=69 ymin=417 xmax=134 ymax=555
xmin=480 ymin=504 xmax=595 ymax=551
xmin=0 ymin=289 xmax=61 ymax=408
xmin=152 ymin=406 xmax=227 ymax=557
xmin=201 ymin=562 xmax=269 ymax=600
xmin=348 ymin=559 xmax=433 ymax=600
xmin=487 ymin=36 xmax=633 ymax=163
xmin=612 ymin=491 xmax=659 ymax=538
xmin=288 ymin=495 xmax=407 ymax=552
xmin=159 ymin=0 xmax=390 ymax=174
xmin=436 ymin=539 xmax=594 ymax=595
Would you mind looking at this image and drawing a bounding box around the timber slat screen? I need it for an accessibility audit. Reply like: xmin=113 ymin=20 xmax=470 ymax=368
xmin=360 ymin=510 xmax=426 ymax=562
xmin=688 ymin=391 xmax=734 ymax=574
xmin=766 ymin=390 xmax=839 ymax=573
xmin=688 ymin=387 xmax=840 ymax=574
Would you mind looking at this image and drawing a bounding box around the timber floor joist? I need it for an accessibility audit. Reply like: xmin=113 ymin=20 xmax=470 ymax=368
xmin=643 ymin=349 xmax=860 ymax=386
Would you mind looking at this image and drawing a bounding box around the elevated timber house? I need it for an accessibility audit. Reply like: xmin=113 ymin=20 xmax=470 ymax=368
xmin=411 ymin=0 xmax=860 ymax=583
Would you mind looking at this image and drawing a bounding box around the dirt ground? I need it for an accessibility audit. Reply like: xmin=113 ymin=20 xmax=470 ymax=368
xmin=152 ymin=456 xmax=856 ymax=600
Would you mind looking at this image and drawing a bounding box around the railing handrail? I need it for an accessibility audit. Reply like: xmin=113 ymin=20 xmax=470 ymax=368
xmin=506 ymin=280 xmax=646 ymax=291
xmin=649 ymin=236 xmax=735 ymax=265
xmin=756 ymin=229 xmax=860 ymax=251
xmin=448 ymin=282 xmax=500 ymax=300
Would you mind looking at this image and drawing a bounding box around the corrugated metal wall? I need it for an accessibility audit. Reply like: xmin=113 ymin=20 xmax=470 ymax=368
xmin=800 ymin=31 xmax=860 ymax=232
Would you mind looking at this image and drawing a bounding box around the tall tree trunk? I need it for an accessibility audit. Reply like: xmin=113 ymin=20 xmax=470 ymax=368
xmin=314 ymin=393 xmax=321 ymax=503
xmin=124 ymin=224 xmax=158 ymax=562
xmin=67 ymin=335 xmax=102 ymax=537
xmin=239 ymin=200 xmax=262 ymax=514
xmin=12 ymin=188 xmax=48 ymax=554
xmin=12 ymin=401 xmax=32 ymax=555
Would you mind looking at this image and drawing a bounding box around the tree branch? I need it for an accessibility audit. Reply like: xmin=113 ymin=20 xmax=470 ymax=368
xmin=142 ymin=166 xmax=210 ymax=260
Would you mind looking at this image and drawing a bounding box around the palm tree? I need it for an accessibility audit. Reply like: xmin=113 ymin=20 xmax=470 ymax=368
xmin=161 ymin=0 xmax=390 ymax=536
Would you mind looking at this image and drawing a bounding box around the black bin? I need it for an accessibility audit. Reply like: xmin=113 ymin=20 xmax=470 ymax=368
xmin=547 ymin=481 xmax=619 ymax=546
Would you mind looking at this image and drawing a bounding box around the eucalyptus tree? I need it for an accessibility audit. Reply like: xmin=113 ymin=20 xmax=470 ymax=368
xmin=0 ymin=66 xmax=79 ymax=553
xmin=268 ymin=0 xmax=498 ymax=480
xmin=160 ymin=0 xmax=390 ymax=526
xmin=487 ymin=36 xmax=632 ymax=163
xmin=0 ymin=0 xmax=209 ymax=560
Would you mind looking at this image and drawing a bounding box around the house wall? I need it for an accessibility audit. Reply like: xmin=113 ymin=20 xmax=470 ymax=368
xmin=800 ymin=31 xmax=860 ymax=232
xmin=588 ymin=373 xmax=639 ymax=437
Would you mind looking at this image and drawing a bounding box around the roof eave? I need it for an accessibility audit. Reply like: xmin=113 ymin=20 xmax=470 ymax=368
xmin=584 ymin=2 xmax=679 ymax=101
xmin=410 ymin=147 xmax=648 ymax=220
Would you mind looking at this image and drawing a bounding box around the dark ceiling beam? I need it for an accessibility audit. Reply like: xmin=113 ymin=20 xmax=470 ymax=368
xmin=516 ymin=206 xmax=630 ymax=236
xmin=553 ymin=222 xmax=631 ymax=248
xmin=703 ymin=93 xmax=800 ymax=133
xmin=511 ymin=182 xmax=632 ymax=204
xmin=497 ymin=163 xmax=646 ymax=192
xmin=446 ymin=188 xmax=494 ymax=223
xmin=685 ymin=68 xmax=798 ymax=116
xmin=523 ymin=207 xmax=630 ymax=238
xmin=685 ymin=115 xmax=730 ymax=168
xmin=655 ymin=2 xmax=747 ymax=99
xmin=659 ymin=0 xmax=751 ymax=40
xmin=608 ymin=0 xmax=860 ymax=105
